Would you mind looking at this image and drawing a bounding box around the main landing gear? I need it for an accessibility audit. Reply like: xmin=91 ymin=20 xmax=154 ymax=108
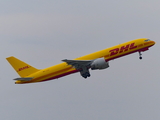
xmin=81 ymin=72 xmax=90 ymax=79
xmin=79 ymin=67 xmax=91 ymax=79
xmin=139 ymin=51 xmax=142 ymax=60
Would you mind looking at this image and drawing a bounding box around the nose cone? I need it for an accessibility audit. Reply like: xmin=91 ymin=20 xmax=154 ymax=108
xmin=152 ymin=41 xmax=156 ymax=45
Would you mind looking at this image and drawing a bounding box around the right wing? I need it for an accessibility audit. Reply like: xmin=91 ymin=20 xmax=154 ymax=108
xmin=62 ymin=59 xmax=93 ymax=78
xmin=62 ymin=59 xmax=92 ymax=70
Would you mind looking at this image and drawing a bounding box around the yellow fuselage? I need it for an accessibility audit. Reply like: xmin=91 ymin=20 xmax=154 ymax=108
xmin=15 ymin=38 xmax=155 ymax=84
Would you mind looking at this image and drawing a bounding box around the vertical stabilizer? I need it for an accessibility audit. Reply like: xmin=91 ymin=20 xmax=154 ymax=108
xmin=6 ymin=56 xmax=39 ymax=77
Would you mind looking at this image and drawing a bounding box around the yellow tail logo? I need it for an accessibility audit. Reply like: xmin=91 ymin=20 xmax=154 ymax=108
xmin=6 ymin=56 xmax=39 ymax=77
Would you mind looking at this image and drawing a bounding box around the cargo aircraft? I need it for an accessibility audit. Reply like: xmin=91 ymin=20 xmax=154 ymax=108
xmin=6 ymin=38 xmax=155 ymax=84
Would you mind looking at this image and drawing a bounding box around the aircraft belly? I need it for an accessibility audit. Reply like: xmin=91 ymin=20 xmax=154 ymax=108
xmin=32 ymin=66 xmax=75 ymax=82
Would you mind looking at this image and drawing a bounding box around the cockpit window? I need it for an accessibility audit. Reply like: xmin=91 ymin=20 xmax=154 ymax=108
xmin=145 ymin=39 xmax=151 ymax=42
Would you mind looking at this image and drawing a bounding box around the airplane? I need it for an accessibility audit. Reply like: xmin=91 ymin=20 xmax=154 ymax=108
xmin=6 ymin=38 xmax=155 ymax=84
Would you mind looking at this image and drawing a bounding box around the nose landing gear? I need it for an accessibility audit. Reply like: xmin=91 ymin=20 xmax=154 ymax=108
xmin=139 ymin=51 xmax=142 ymax=59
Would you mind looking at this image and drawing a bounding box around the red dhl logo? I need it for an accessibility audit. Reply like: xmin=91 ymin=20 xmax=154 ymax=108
xmin=109 ymin=43 xmax=137 ymax=56
xmin=17 ymin=66 xmax=30 ymax=72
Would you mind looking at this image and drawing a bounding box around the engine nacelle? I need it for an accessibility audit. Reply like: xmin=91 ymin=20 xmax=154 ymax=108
xmin=91 ymin=58 xmax=109 ymax=70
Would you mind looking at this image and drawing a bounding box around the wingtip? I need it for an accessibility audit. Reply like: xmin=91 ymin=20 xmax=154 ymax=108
xmin=6 ymin=56 xmax=15 ymax=60
xmin=62 ymin=59 xmax=68 ymax=62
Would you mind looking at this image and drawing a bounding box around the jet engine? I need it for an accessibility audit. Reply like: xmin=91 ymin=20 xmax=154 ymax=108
xmin=91 ymin=58 xmax=109 ymax=70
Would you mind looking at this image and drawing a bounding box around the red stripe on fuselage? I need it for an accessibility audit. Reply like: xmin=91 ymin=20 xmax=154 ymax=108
xmin=18 ymin=44 xmax=154 ymax=84
xmin=40 ymin=45 xmax=154 ymax=83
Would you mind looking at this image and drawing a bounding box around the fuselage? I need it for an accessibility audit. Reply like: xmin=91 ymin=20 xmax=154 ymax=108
xmin=15 ymin=38 xmax=155 ymax=84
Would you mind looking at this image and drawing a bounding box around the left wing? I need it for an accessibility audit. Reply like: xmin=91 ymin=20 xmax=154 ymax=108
xmin=62 ymin=59 xmax=93 ymax=78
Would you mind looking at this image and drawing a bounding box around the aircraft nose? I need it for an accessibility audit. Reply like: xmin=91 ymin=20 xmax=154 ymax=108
xmin=152 ymin=41 xmax=156 ymax=45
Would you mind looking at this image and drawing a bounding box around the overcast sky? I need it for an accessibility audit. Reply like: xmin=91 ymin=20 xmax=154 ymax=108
xmin=0 ymin=0 xmax=160 ymax=120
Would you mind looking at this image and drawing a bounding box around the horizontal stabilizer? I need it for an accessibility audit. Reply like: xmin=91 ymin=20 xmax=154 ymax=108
xmin=13 ymin=77 xmax=33 ymax=81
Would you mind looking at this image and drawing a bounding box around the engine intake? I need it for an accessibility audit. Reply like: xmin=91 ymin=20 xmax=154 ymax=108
xmin=91 ymin=58 xmax=109 ymax=70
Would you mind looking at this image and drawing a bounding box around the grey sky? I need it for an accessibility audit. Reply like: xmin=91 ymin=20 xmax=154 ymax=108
xmin=0 ymin=0 xmax=159 ymax=120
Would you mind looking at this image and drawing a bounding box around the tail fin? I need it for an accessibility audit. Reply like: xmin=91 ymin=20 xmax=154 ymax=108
xmin=6 ymin=56 xmax=39 ymax=77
